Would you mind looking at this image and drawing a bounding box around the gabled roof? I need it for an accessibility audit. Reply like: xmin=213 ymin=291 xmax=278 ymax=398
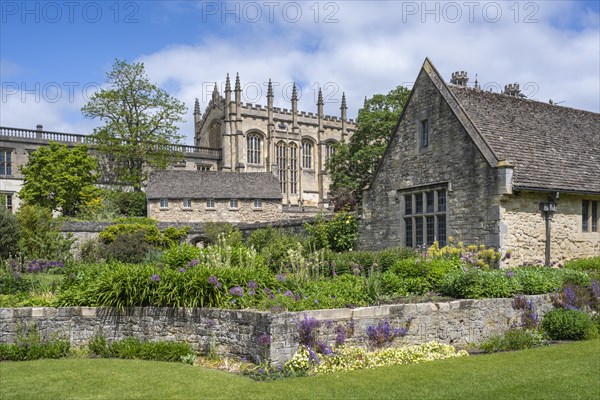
xmin=146 ymin=171 xmax=283 ymax=200
xmin=422 ymin=58 xmax=600 ymax=194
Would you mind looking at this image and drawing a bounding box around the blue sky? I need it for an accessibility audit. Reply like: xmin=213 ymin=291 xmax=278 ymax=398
xmin=1 ymin=1 xmax=599 ymax=145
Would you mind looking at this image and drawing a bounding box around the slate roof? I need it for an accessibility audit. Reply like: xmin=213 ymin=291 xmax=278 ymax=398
xmin=447 ymin=84 xmax=600 ymax=193
xmin=146 ymin=171 xmax=283 ymax=200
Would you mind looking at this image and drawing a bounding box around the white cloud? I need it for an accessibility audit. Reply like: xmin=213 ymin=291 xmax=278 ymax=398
xmin=3 ymin=1 xmax=598 ymax=145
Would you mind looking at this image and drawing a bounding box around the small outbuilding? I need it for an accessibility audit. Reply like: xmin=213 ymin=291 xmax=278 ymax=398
xmin=146 ymin=170 xmax=283 ymax=223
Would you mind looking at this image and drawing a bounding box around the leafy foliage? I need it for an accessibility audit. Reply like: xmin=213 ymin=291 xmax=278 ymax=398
xmin=327 ymin=85 xmax=410 ymax=208
xmin=82 ymin=59 xmax=187 ymax=191
xmin=480 ymin=329 xmax=546 ymax=353
xmin=0 ymin=207 xmax=19 ymax=259
xmin=0 ymin=323 xmax=70 ymax=361
xmin=88 ymin=335 xmax=194 ymax=363
xmin=16 ymin=205 xmax=74 ymax=261
xmin=19 ymin=142 xmax=100 ymax=216
xmin=542 ymin=308 xmax=598 ymax=340
xmin=305 ymin=210 xmax=358 ymax=252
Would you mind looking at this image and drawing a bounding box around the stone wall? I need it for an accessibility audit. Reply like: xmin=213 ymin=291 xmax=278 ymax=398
xmin=500 ymin=192 xmax=600 ymax=267
xmin=359 ymin=68 xmax=501 ymax=251
xmin=0 ymin=295 xmax=554 ymax=366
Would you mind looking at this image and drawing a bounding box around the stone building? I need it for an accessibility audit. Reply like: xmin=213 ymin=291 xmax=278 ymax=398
xmin=193 ymin=74 xmax=356 ymax=208
xmin=0 ymin=125 xmax=220 ymax=213
xmin=146 ymin=170 xmax=284 ymax=223
xmin=359 ymin=58 xmax=600 ymax=267
xmin=1 ymin=75 xmax=355 ymax=214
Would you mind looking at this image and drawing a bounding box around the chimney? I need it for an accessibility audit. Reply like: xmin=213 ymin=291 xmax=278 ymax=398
xmin=36 ymin=124 xmax=43 ymax=131
xmin=504 ymin=83 xmax=523 ymax=97
xmin=450 ymin=71 xmax=469 ymax=86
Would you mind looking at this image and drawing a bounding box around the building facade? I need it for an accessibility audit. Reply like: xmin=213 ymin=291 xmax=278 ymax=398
xmin=194 ymin=74 xmax=356 ymax=208
xmin=146 ymin=170 xmax=284 ymax=224
xmin=358 ymin=58 xmax=600 ymax=267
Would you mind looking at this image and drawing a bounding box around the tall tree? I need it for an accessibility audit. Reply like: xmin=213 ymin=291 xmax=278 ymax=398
xmin=19 ymin=142 xmax=100 ymax=216
xmin=327 ymin=85 xmax=410 ymax=209
xmin=82 ymin=59 xmax=187 ymax=191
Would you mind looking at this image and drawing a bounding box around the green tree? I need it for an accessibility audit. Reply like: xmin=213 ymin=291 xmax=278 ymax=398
xmin=19 ymin=142 xmax=100 ymax=216
xmin=327 ymin=85 xmax=410 ymax=209
xmin=82 ymin=59 xmax=187 ymax=191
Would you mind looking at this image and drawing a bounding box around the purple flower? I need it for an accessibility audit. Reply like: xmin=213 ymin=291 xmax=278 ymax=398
xmin=263 ymin=288 xmax=272 ymax=296
xmin=229 ymin=286 xmax=244 ymax=297
xmin=150 ymin=274 xmax=161 ymax=282
xmin=257 ymin=333 xmax=271 ymax=347
xmin=283 ymin=290 xmax=294 ymax=298
xmin=505 ymin=270 xmax=515 ymax=278
xmin=179 ymin=267 xmax=186 ymax=273
xmin=248 ymin=289 xmax=256 ymax=296
xmin=207 ymin=276 xmax=222 ymax=288
xmin=314 ymin=299 xmax=319 ymax=304
xmin=188 ymin=259 xmax=199 ymax=267
xmin=247 ymin=280 xmax=258 ymax=289
xmin=276 ymin=274 xmax=286 ymax=282
xmin=335 ymin=325 xmax=346 ymax=347
xmin=298 ymin=315 xmax=321 ymax=348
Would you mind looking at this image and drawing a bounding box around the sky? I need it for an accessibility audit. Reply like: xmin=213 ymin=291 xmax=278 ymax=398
xmin=1 ymin=0 xmax=599 ymax=145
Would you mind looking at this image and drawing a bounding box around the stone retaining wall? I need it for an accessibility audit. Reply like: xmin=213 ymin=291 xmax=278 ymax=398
xmin=0 ymin=294 xmax=553 ymax=365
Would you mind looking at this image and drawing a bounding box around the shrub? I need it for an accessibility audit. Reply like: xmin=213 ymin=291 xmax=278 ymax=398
xmin=16 ymin=204 xmax=74 ymax=261
xmin=0 ymin=323 xmax=70 ymax=361
xmin=564 ymin=257 xmax=600 ymax=281
xmin=99 ymin=220 xmax=188 ymax=252
xmin=480 ymin=329 xmax=545 ymax=353
xmin=162 ymin=243 xmax=203 ymax=270
xmin=88 ymin=335 xmax=194 ymax=363
xmin=390 ymin=257 xmax=462 ymax=290
xmin=542 ymin=308 xmax=598 ymax=340
xmin=305 ymin=210 xmax=358 ymax=252
xmin=78 ymin=238 xmax=104 ymax=263
xmin=101 ymin=231 xmax=153 ymax=263
xmin=0 ymin=207 xmax=20 ymax=259
xmin=203 ymin=222 xmax=243 ymax=246
xmin=110 ymin=191 xmax=147 ymax=217
xmin=440 ymin=268 xmax=590 ymax=299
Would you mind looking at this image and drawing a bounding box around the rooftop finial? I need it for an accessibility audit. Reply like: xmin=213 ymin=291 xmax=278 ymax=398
xmin=341 ymin=92 xmax=347 ymax=110
xmin=317 ymin=88 xmax=324 ymax=106
xmin=291 ymin=83 xmax=297 ymax=101
xmin=235 ymin=73 xmax=241 ymax=92
xmin=267 ymin=79 xmax=273 ymax=97
xmin=225 ymin=73 xmax=231 ymax=92
xmin=473 ymin=73 xmax=480 ymax=90
xmin=194 ymin=98 xmax=200 ymax=114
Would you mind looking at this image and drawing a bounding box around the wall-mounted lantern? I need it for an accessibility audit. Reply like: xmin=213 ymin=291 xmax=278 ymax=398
xmin=539 ymin=193 xmax=559 ymax=266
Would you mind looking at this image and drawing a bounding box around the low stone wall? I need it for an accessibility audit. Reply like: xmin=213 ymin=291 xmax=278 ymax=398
xmin=0 ymin=294 xmax=554 ymax=365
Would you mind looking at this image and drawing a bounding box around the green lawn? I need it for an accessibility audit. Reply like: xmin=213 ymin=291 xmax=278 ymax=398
xmin=1 ymin=340 xmax=599 ymax=400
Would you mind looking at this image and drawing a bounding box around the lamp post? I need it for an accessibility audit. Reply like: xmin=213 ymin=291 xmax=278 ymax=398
xmin=539 ymin=200 xmax=557 ymax=266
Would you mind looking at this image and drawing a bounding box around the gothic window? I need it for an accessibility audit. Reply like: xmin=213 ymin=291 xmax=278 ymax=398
xmin=325 ymin=142 xmax=336 ymax=160
xmin=289 ymin=143 xmax=298 ymax=194
xmin=301 ymin=140 xmax=313 ymax=169
xmin=403 ymin=187 xmax=447 ymax=247
xmin=276 ymin=141 xmax=287 ymax=193
xmin=247 ymin=133 xmax=262 ymax=165
xmin=0 ymin=149 xmax=12 ymax=176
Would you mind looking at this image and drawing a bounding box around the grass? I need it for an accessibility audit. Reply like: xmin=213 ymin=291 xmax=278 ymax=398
xmin=1 ymin=340 xmax=599 ymax=400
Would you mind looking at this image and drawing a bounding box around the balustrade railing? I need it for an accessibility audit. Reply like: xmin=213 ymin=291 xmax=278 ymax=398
xmin=0 ymin=126 xmax=221 ymax=158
